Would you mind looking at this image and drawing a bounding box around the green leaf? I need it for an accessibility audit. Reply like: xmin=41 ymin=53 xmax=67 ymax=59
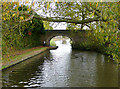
xmin=106 ymin=36 xmax=108 ymax=41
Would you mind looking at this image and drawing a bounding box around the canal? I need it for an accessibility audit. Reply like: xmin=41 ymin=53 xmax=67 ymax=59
xmin=2 ymin=39 xmax=118 ymax=87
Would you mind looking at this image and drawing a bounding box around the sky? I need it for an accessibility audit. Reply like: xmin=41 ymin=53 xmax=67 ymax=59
xmin=51 ymin=22 xmax=67 ymax=30
xmin=36 ymin=2 xmax=67 ymax=30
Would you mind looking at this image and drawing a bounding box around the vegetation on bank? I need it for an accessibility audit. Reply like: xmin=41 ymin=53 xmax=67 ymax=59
xmin=2 ymin=3 xmax=45 ymax=61
xmin=50 ymin=39 xmax=56 ymax=46
xmin=118 ymin=32 xmax=120 ymax=62
xmin=2 ymin=47 xmax=48 ymax=70
xmin=64 ymin=2 xmax=119 ymax=63
xmin=71 ymin=30 xmax=118 ymax=62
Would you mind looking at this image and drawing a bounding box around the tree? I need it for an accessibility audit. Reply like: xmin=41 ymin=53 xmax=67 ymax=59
xmin=2 ymin=2 xmax=119 ymax=62
xmin=2 ymin=3 xmax=45 ymax=56
xmin=43 ymin=21 xmax=53 ymax=30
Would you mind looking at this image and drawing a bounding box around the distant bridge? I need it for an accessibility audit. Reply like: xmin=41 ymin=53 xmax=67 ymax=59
xmin=40 ymin=30 xmax=91 ymax=49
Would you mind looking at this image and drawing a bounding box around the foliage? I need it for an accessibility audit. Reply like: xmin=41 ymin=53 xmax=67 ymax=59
xmin=2 ymin=2 xmax=119 ymax=63
xmin=50 ymin=39 xmax=56 ymax=46
xmin=43 ymin=21 xmax=53 ymax=30
xmin=2 ymin=3 xmax=45 ymax=58
xmin=49 ymin=2 xmax=119 ymax=62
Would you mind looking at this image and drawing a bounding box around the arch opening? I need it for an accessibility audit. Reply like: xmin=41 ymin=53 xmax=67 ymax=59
xmin=49 ymin=36 xmax=72 ymax=47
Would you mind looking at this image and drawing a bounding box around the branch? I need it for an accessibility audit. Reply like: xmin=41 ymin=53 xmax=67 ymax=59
xmin=89 ymin=4 xmax=101 ymax=13
xmin=24 ymin=14 xmax=101 ymax=24
xmin=84 ymin=3 xmax=107 ymax=22
xmin=84 ymin=4 xmax=100 ymax=17
xmin=50 ymin=16 xmax=72 ymax=20
xmin=20 ymin=14 xmax=34 ymax=22
xmin=84 ymin=24 xmax=94 ymax=30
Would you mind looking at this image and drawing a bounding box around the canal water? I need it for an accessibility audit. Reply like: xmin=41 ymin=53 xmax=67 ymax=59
xmin=2 ymin=40 xmax=118 ymax=87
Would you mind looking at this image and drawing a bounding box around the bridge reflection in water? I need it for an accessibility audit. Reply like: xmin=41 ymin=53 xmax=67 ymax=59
xmin=2 ymin=39 xmax=118 ymax=87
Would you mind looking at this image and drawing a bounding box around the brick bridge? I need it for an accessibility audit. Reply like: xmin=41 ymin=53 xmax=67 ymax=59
xmin=40 ymin=30 xmax=91 ymax=49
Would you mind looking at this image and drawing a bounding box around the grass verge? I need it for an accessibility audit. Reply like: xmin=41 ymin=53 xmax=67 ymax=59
xmin=2 ymin=47 xmax=49 ymax=70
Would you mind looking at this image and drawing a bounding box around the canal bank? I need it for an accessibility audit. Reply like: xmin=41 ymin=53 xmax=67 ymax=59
xmin=2 ymin=46 xmax=58 ymax=70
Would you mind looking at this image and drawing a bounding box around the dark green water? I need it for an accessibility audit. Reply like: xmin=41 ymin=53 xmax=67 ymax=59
xmin=2 ymin=40 xmax=118 ymax=87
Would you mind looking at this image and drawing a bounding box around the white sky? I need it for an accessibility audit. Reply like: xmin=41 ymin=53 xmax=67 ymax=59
xmin=35 ymin=2 xmax=67 ymax=30
xmin=51 ymin=22 xmax=67 ymax=30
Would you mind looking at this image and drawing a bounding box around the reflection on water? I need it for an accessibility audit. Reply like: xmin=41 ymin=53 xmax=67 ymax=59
xmin=2 ymin=40 xmax=118 ymax=87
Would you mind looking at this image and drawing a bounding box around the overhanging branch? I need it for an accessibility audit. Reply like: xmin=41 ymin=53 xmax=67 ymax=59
xmin=84 ymin=3 xmax=107 ymax=22
xmin=24 ymin=14 xmax=101 ymax=24
xmin=21 ymin=14 xmax=34 ymax=22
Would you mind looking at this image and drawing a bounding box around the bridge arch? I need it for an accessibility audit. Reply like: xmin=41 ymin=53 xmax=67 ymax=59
xmin=46 ymin=34 xmax=74 ymax=46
